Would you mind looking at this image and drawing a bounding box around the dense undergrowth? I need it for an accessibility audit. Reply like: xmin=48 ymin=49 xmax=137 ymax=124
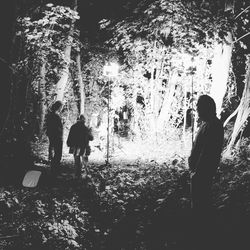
xmin=1 ymin=138 xmax=250 ymax=249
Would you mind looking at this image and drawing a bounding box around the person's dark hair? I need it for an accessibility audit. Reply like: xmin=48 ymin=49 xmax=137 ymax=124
xmin=78 ymin=114 xmax=85 ymax=123
xmin=197 ymin=95 xmax=216 ymax=119
xmin=51 ymin=101 xmax=63 ymax=112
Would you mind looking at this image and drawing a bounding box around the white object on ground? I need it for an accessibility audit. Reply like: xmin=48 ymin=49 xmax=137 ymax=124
xmin=22 ymin=170 xmax=42 ymax=188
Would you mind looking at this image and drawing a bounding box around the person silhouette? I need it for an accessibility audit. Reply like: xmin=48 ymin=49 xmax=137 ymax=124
xmin=188 ymin=95 xmax=224 ymax=249
xmin=67 ymin=115 xmax=93 ymax=178
xmin=188 ymin=95 xmax=224 ymax=211
xmin=45 ymin=101 xmax=63 ymax=175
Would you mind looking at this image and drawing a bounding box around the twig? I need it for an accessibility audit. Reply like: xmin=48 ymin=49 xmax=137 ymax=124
xmin=0 ymin=234 xmax=19 ymax=240
xmin=233 ymin=32 xmax=250 ymax=44
xmin=223 ymin=105 xmax=239 ymax=128
xmin=235 ymin=5 xmax=250 ymax=20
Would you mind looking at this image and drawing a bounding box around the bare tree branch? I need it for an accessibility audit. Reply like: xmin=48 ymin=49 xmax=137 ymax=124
xmin=233 ymin=32 xmax=250 ymax=44
xmin=235 ymin=5 xmax=250 ymax=19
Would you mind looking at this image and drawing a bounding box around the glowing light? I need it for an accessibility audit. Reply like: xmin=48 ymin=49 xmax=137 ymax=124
xmin=103 ymin=62 xmax=119 ymax=78
xmin=103 ymin=62 xmax=119 ymax=164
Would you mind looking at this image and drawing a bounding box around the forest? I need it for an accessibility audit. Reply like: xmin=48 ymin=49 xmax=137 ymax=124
xmin=0 ymin=0 xmax=250 ymax=249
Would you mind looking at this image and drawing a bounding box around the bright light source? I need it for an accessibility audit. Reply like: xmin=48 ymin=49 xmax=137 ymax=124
xmin=103 ymin=62 xmax=119 ymax=77
xmin=102 ymin=62 xmax=119 ymax=164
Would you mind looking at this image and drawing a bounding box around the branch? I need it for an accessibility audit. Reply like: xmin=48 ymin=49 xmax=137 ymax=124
xmin=235 ymin=5 xmax=250 ymax=20
xmin=223 ymin=105 xmax=239 ymax=128
xmin=233 ymin=32 xmax=250 ymax=44
xmin=0 ymin=234 xmax=19 ymax=240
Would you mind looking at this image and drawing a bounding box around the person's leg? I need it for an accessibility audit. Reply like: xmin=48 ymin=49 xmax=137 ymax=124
xmin=48 ymin=137 xmax=54 ymax=161
xmin=50 ymin=138 xmax=56 ymax=175
xmin=191 ymin=175 xmax=213 ymax=250
xmin=74 ymin=155 xmax=81 ymax=178
xmin=82 ymin=154 xmax=88 ymax=176
xmin=191 ymin=174 xmax=212 ymax=210
xmin=190 ymin=174 xmax=200 ymax=210
xmin=51 ymin=139 xmax=63 ymax=174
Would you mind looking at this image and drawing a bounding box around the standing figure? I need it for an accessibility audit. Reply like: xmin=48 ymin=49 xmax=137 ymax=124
xmin=67 ymin=115 xmax=93 ymax=178
xmin=188 ymin=95 xmax=224 ymax=211
xmin=45 ymin=101 xmax=63 ymax=175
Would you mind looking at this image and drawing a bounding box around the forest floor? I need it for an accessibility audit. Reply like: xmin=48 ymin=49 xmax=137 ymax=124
xmin=1 ymin=137 xmax=250 ymax=249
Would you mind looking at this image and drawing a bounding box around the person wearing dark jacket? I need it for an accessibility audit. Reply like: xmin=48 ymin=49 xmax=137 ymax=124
xmin=189 ymin=95 xmax=224 ymax=211
xmin=45 ymin=101 xmax=63 ymax=175
xmin=67 ymin=115 xmax=93 ymax=178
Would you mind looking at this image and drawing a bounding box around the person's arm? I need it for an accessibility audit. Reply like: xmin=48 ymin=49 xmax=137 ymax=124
xmin=45 ymin=113 xmax=52 ymax=136
xmin=67 ymin=127 xmax=74 ymax=147
xmin=194 ymin=122 xmax=223 ymax=176
xmin=56 ymin=114 xmax=63 ymax=135
xmin=188 ymin=125 xmax=205 ymax=172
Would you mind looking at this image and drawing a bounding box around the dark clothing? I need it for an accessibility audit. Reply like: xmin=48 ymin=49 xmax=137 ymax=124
xmin=49 ymin=137 xmax=63 ymax=169
xmin=45 ymin=111 xmax=63 ymax=172
xmin=67 ymin=121 xmax=93 ymax=155
xmin=189 ymin=116 xmax=224 ymax=210
xmin=67 ymin=121 xmax=93 ymax=178
xmin=45 ymin=112 xmax=63 ymax=140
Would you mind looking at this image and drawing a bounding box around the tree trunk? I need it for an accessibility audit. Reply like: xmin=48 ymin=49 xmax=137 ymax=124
xmin=55 ymin=0 xmax=77 ymax=101
xmin=210 ymin=0 xmax=234 ymax=117
xmin=76 ymin=50 xmax=85 ymax=114
xmin=223 ymin=105 xmax=239 ymax=128
xmin=210 ymin=32 xmax=233 ymax=117
xmin=224 ymin=57 xmax=250 ymax=156
xmin=147 ymin=41 xmax=158 ymax=142
xmin=55 ymin=41 xmax=73 ymax=102
xmin=183 ymin=82 xmax=187 ymax=148
xmin=157 ymin=70 xmax=178 ymax=131
xmin=38 ymin=62 xmax=46 ymax=137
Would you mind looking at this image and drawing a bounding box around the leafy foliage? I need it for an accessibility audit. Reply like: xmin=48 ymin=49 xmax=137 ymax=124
xmin=16 ymin=3 xmax=80 ymax=102
xmin=1 ymin=153 xmax=250 ymax=249
xmin=2 ymin=1 xmax=250 ymax=248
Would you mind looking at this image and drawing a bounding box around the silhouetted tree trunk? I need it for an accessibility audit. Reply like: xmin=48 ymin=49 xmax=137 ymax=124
xmin=76 ymin=50 xmax=85 ymax=114
xmin=210 ymin=32 xmax=233 ymax=117
xmin=157 ymin=70 xmax=178 ymax=130
xmin=38 ymin=61 xmax=46 ymax=137
xmin=55 ymin=0 xmax=77 ymax=101
xmin=210 ymin=0 xmax=234 ymax=117
xmin=55 ymin=38 xmax=73 ymax=101
xmin=224 ymin=57 xmax=250 ymax=156
xmin=183 ymin=82 xmax=188 ymax=148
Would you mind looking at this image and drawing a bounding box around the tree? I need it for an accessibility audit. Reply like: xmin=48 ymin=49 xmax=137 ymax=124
xmin=101 ymin=0 xmax=232 ymax=145
xmin=224 ymin=57 xmax=250 ymax=155
xmin=18 ymin=2 xmax=80 ymax=135
xmin=76 ymin=48 xmax=85 ymax=115
xmin=210 ymin=0 xmax=235 ymax=117
xmin=55 ymin=0 xmax=79 ymax=101
xmin=222 ymin=0 xmax=250 ymax=155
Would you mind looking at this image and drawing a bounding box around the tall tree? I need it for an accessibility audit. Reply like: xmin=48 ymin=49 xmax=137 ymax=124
xmin=210 ymin=0 xmax=234 ymax=117
xmin=224 ymin=56 xmax=250 ymax=155
xmin=18 ymin=2 xmax=80 ymax=134
xmin=38 ymin=61 xmax=47 ymax=137
xmin=55 ymin=0 xmax=78 ymax=101
xmin=76 ymin=49 xmax=85 ymax=114
xmin=104 ymin=0 xmax=232 ymax=142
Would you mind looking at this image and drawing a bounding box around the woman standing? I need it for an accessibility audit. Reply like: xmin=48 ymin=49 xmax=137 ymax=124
xmin=67 ymin=115 xmax=93 ymax=178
